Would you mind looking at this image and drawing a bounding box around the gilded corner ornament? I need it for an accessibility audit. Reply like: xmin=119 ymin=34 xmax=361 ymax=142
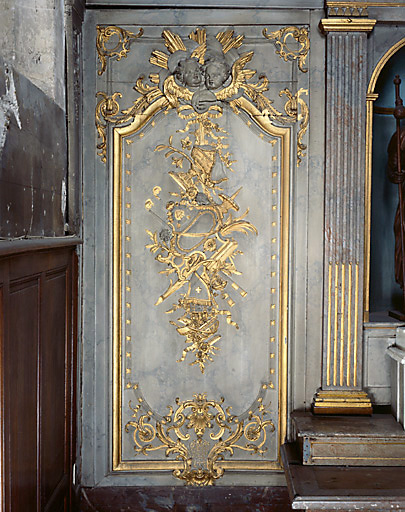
xmin=280 ymin=88 xmax=309 ymax=167
xmin=95 ymin=91 xmax=122 ymax=162
xmin=96 ymin=25 xmax=144 ymax=76
xmin=263 ymin=26 xmax=310 ymax=73
xmin=125 ymin=384 xmax=275 ymax=486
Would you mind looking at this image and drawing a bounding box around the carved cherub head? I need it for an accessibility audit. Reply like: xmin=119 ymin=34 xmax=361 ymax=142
xmin=204 ymin=59 xmax=231 ymax=90
xmin=174 ymin=58 xmax=204 ymax=88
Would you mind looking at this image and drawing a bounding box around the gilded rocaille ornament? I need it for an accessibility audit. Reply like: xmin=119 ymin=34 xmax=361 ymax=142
xmin=263 ymin=26 xmax=310 ymax=73
xmin=95 ymin=91 xmax=122 ymax=162
xmin=95 ymin=28 xmax=309 ymax=166
xmin=280 ymin=87 xmax=309 ymax=167
xmin=125 ymin=384 xmax=275 ymax=485
xmin=96 ymin=25 xmax=143 ymax=76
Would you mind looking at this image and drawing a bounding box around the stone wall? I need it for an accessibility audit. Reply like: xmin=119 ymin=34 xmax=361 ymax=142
xmin=0 ymin=0 xmax=67 ymax=237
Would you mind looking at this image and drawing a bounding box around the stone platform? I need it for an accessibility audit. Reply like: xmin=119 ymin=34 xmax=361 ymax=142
xmin=292 ymin=411 xmax=405 ymax=466
xmin=282 ymin=442 xmax=405 ymax=511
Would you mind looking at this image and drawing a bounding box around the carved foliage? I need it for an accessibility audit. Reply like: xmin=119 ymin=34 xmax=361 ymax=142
xmin=96 ymin=25 xmax=143 ymax=76
xmin=280 ymin=87 xmax=309 ymax=167
xmin=263 ymin=26 xmax=310 ymax=73
xmin=125 ymin=385 xmax=275 ymax=486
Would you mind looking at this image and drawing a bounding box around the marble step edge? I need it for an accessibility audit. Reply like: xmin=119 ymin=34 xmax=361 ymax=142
xmin=291 ymin=412 xmax=405 ymax=439
xmin=281 ymin=443 xmax=405 ymax=511
xmin=298 ymin=436 xmax=405 ymax=466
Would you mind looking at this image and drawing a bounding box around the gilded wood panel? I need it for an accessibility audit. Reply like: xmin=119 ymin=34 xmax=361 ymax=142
xmin=93 ymin=20 xmax=310 ymax=484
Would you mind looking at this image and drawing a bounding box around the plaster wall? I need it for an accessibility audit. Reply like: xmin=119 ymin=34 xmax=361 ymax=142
xmin=0 ymin=0 xmax=65 ymax=110
xmin=0 ymin=1 xmax=68 ymax=237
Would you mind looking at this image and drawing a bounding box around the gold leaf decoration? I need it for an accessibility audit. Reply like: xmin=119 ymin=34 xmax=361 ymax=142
xmin=96 ymin=25 xmax=143 ymax=76
xmin=263 ymin=26 xmax=309 ymax=73
xmin=145 ymin=107 xmax=258 ymax=372
xmin=95 ymin=92 xmax=122 ymax=162
xmin=162 ymin=29 xmax=187 ymax=53
xmin=280 ymin=87 xmax=309 ymax=167
xmin=125 ymin=385 xmax=275 ymax=486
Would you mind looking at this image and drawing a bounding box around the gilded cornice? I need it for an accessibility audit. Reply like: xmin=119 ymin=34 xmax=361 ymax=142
xmin=319 ymin=18 xmax=377 ymax=33
xmin=326 ymin=1 xmax=405 ymax=16
xmin=327 ymin=1 xmax=405 ymax=6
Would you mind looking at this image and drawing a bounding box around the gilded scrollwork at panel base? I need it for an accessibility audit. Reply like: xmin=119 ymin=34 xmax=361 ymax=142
xmin=125 ymin=384 xmax=275 ymax=486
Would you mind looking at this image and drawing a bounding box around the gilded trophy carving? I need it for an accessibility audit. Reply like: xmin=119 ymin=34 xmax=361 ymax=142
xmin=145 ymin=113 xmax=258 ymax=372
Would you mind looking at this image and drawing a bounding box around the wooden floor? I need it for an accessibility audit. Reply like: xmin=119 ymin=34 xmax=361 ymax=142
xmin=79 ymin=486 xmax=293 ymax=511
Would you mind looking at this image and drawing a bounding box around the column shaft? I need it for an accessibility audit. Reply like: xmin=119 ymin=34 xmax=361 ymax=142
xmin=314 ymin=19 xmax=375 ymax=414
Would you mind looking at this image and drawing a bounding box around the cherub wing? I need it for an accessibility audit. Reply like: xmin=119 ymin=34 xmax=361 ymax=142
xmin=163 ymin=75 xmax=193 ymax=107
xmin=215 ymin=51 xmax=256 ymax=101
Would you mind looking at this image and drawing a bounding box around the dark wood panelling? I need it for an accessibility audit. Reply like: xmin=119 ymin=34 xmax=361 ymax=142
xmin=0 ymin=243 xmax=78 ymax=512
xmin=40 ymin=271 xmax=68 ymax=509
xmin=80 ymin=486 xmax=292 ymax=512
xmin=7 ymin=277 xmax=40 ymax=512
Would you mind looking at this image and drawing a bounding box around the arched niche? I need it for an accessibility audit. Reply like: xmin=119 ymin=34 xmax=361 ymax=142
xmin=366 ymin=40 xmax=405 ymax=317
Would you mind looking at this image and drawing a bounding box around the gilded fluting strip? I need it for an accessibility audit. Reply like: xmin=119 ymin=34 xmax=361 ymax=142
xmin=347 ymin=262 xmax=352 ymax=386
xmin=334 ymin=262 xmax=339 ymax=386
xmin=327 ymin=262 xmax=332 ymax=386
xmin=340 ymin=263 xmax=345 ymax=386
xmin=364 ymin=98 xmax=373 ymax=319
xmin=354 ymin=263 xmax=359 ymax=386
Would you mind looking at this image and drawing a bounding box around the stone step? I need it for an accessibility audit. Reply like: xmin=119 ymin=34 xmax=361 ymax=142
xmin=282 ymin=442 xmax=405 ymax=511
xmin=292 ymin=411 xmax=405 ymax=466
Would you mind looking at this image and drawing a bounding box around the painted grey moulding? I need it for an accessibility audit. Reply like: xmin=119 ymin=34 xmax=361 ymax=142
xmin=85 ymin=0 xmax=323 ymax=7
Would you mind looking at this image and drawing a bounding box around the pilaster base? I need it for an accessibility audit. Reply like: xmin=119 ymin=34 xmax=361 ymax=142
xmin=312 ymin=390 xmax=372 ymax=415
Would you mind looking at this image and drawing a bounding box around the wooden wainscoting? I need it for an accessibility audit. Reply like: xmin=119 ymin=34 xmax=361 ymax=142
xmin=0 ymin=240 xmax=79 ymax=512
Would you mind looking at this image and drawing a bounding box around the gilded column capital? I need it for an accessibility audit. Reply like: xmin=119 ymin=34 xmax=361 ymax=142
xmin=319 ymin=18 xmax=376 ymax=33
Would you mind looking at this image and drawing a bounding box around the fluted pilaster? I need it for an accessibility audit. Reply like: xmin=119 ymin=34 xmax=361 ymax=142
xmin=314 ymin=19 xmax=375 ymax=414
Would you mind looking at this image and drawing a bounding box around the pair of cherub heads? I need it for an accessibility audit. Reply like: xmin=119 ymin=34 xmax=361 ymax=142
xmin=174 ymin=54 xmax=231 ymax=91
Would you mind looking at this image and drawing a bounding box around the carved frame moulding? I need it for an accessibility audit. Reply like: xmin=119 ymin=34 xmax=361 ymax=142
xmin=94 ymin=24 xmax=309 ymax=485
